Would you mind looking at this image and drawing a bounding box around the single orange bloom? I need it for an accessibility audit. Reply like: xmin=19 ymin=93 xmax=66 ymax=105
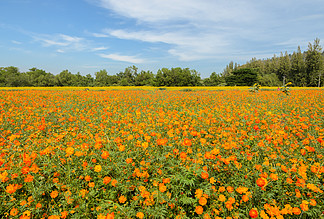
xmin=136 ymin=212 xmax=144 ymax=219
xmin=103 ymin=176 xmax=112 ymax=185
xmin=101 ymin=151 xmax=110 ymax=159
xmin=88 ymin=182 xmax=95 ymax=187
xmin=292 ymin=207 xmax=301 ymax=215
xmin=219 ymin=194 xmax=226 ymax=202
xmin=10 ymin=208 xmax=18 ymax=216
xmin=199 ymin=197 xmax=207 ymax=206
xmin=61 ymin=211 xmax=68 ymax=219
xmin=65 ymin=147 xmax=74 ymax=156
xmin=249 ymin=208 xmax=258 ymax=218
xmin=179 ymin=152 xmax=187 ymax=159
xmin=159 ymin=183 xmax=166 ymax=193
xmin=195 ymin=206 xmax=204 ymax=215
xmin=111 ymin=179 xmax=117 ymax=187
xmin=84 ymin=175 xmax=91 ymax=181
xmin=201 ymin=171 xmax=209 ymax=179
xmin=50 ymin=190 xmax=59 ymax=199
xmin=94 ymin=165 xmax=102 ymax=172
xmin=256 ymin=177 xmax=267 ymax=188
xmin=6 ymin=184 xmax=17 ymax=194
xmin=309 ymin=199 xmax=316 ymax=206
xmin=126 ymin=158 xmax=133 ymax=164
xmin=24 ymin=174 xmax=34 ymax=183
xmin=119 ymin=195 xmax=127 ymax=203
xmin=48 ymin=215 xmax=60 ymax=219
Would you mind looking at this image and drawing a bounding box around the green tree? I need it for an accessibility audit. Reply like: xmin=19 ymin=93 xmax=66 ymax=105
xmin=55 ymin=70 xmax=74 ymax=86
xmin=134 ymin=70 xmax=154 ymax=86
xmin=305 ymin=38 xmax=324 ymax=87
xmin=26 ymin=68 xmax=55 ymax=86
xmin=290 ymin=46 xmax=306 ymax=86
xmin=95 ymin=69 xmax=109 ymax=86
xmin=277 ymin=52 xmax=291 ymax=85
xmin=225 ymin=68 xmax=258 ymax=86
xmin=0 ymin=66 xmax=29 ymax=87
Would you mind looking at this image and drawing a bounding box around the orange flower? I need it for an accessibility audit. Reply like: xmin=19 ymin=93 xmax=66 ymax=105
xmin=50 ymin=190 xmax=59 ymax=199
xmin=292 ymin=207 xmax=301 ymax=215
xmin=249 ymin=208 xmax=258 ymax=218
xmin=201 ymin=171 xmax=209 ymax=179
xmin=119 ymin=195 xmax=127 ymax=203
xmin=159 ymin=183 xmax=166 ymax=193
xmin=103 ymin=176 xmax=112 ymax=185
xmin=195 ymin=206 xmax=204 ymax=215
xmin=48 ymin=215 xmax=60 ymax=219
xmin=195 ymin=189 xmax=203 ymax=199
xmin=88 ymin=182 xmax=95 ymax=187
xmin=65 ymin=147 xmax=74 ymax=156
xmin=111 ymin=179 xmax=117 ymax=187
xmin=126 ymin=158 xmax=133 ymax=164
xmin=24 ymin=174 xmax=34 ymax=183
xmin=101 ymin=151 xmax=110 ymax=159
xmin=136 ymin=212 xmax=144 ymax=219
xmin=10 ymin=208 xmax=18 ymax=216
xmin=199 ymin=197 xmax=207 ymax=206
xmin=218 ymin=194 xmax=226 ymax=202
xmin=6 ymin=184 xmax=17 ymax=194
xmin=94 ymin=165 xmax=102 ymax=172
xmin=256 ymin=177 xmax=268 ymax=188
xmin=309 ymin=199 xmax=316 ymax=206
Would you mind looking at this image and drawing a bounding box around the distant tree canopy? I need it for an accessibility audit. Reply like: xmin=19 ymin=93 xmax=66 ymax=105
xmin=1 ymin=39 xmax=323 ymax=87
xmin=225 ymin=68 xmax=258 ymax=86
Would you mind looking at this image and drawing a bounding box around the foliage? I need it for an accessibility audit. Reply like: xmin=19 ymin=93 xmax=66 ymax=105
xmin=0 ymin=90 xmax=323 ymax=218
xmin=225 ymin=68 xmax=258 ymax=86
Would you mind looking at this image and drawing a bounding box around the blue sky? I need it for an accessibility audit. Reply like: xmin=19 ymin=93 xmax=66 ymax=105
xmin=0 ymin=0 xmax=323 ymax=78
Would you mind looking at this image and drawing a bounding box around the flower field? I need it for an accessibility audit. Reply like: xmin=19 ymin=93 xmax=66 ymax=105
xmin=0 ymin=89 xmax=323 ymax=218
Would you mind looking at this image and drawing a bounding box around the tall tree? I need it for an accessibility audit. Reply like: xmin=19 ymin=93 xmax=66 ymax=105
xmin=305 ymin=38 xmax=324 ymax=87
xmin=290 ymin=46 xmax=306 ymax=86
xmin=277 ymin=52 xmax=291 ymax=85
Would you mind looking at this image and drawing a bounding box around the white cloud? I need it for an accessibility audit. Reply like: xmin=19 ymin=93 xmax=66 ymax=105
xmin=91 ymin=46 xmax=108 ymax=51
xmin=11 ymin=40 xmax=22 ymax=45
xmin=99 ymin=53 xmax=145 ymax=63
xmin=32 ymin=33 xmax=88 ymax=52
xmin=89 ymin=0 xmax=324 ymax=62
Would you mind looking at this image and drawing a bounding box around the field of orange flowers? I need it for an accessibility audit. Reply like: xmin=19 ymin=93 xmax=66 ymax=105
xmin=0 ymin=89 xmax=323 ymax=219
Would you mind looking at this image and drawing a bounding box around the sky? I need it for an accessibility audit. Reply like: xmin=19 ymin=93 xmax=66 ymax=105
xmin=0 ymin=0 xmax=323 ymax=78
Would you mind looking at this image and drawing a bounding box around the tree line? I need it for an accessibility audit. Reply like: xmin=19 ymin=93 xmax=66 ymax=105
xmin=221 ymin=38 xmax=324 ymax=87
xmin=1 ymin=39 xmax=323 ymax=87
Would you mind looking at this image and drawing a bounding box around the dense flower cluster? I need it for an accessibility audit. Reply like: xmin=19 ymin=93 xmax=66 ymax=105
xmin=0 ymin=89 xmax=323 ymax=218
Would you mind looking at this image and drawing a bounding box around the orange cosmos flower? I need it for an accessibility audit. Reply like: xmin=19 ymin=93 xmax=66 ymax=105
xmin=50 ymin=190 xmax=59 ymax=199
xmin=136 ymin=212 xmax=144 ymax=219
xmin=24 ymin=174 xmax=34 ymax=183
xmin=201 ymin=171 xmax=209 ymax=179
xmin=103 ymin=176 xmax=112 ymax=185
xmin=65 ymin=147 xmax=74 ymax=156
xmin=119 ymin=195 xmax=127 ymax=203
xmin=48 ymin=215 xmax=60 ymax=219
xmin=256 ymin=177 xmax=268 ymax=188
xmin=111 ymin=179 xmax=117 ymax=187
xmin=195 ymin=206 xmax=204 ymax=215
xmin=218 ymin=194 xmax=226 ymax=202
xmin=199 ymin=197 xmax=207 ymax=206
xmin=10 ymin=208 xmax=18 ymax=216
xmin=6 ymin=184 xmax=17 ymax=194
xmin=94 ymin=165 xmax=102 ymax=172
xmin=126 ymin=158 xmax=133 ymax=164
xmin=249 ymin=208 xmax=258 ymax=218
xmin=101 ymin=151 xmax=109 ymax=159
xmin=292 ymin=207 xmax=301 ymax=215
xmin=159 ymin=183 xmax=166 ymax=193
